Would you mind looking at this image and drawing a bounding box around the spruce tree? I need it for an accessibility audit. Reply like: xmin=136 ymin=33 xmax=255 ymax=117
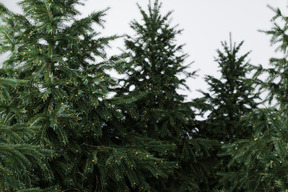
xmin=260 ymin=5 xmax=288 ymax=109
xmin=194 ymin=39 xmax=260 ymax=190
xmin=0 ymin=5 xmax=55 ymax=192
xmin=116 ymin=1 xmax=211 ymax=191
xmin=220 ymin=108 xmax=288 ymax=191
xmin=196 ymin=39 xmax=259 ymax=141
xmin=220 ymin=5 xmax=288 ymax=191
xmin=0 ymin=76 xmax=54 ymax=191
xmin=0 ymin=0 xmax=177 ymax=191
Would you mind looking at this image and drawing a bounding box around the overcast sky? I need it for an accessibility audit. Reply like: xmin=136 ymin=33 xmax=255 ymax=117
xmin=0 ymin=0 xmax=287 ymax=99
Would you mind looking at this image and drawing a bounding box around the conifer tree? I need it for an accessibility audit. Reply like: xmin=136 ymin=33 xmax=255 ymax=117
xmin=116 ymin=1 xmax=212 ymax=191
xmin=220 ymin=108 xmax=288 ymax=191
xmin=196 ymin=39 xmax=259 ymax=141
xmin=0 ymin=0 xmax=177 ymax=191
xmin=0 ymin=75 xmax=54 ymax=191
xmin=220 ymin=5 xmax=288 ymax=191
xmin=0 ymin=6 xmax=55 ymax=192
xmin=260 ymin=5 xmax=288 ymax=109
xmin=194 ymin=39 xmax=260 ymax=190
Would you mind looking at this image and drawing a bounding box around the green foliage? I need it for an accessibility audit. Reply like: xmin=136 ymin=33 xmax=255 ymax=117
xmin=0 ymin=75 xmax=53 ymax=191
xmin=194 ymin=40 xmax=260 ymax=190
xmin=116 ymin=1 xmax=213 ymax=191
xmin=220 ymin=108 xmax=288 ymax=192
xmin=221 ymin=4 xmax=288 ymax=192
xmin=2 ymin=0 xmax=288 ymax=191
xmin=259 ymin=5 xmax=288 ymax=109
xmin=0 ymin=124 xmax=52 ymax=191
xmin=196 ymin=40 xmax=260 ymax=141
xmin=0 ymin=0 xmax=180 ymax=191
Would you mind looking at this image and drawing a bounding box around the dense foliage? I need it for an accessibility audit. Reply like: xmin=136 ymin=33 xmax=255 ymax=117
xmin=220 ymin=108 xmax=288 ymax=191
xmin=219 ymin=5 xmax=288 ymax=192
xmin=116 ymin=1 xmax=212 ymax=191
xmin=0 ymin=0 xmax=177 ymax=191
xmin=193 ymin=40 xmax=260 ymax=190
xmin=196 ymin=40 xmax=260 ymax=141
xmin=0 ymin=0 xmax=287 ymax=191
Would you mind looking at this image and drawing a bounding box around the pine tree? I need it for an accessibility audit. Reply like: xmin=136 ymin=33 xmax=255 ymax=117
xmin=220 ymin=4 xmax=288 ymax=191
xmin=116 ymin=1 xmax=212 ymax=191
xmin=0 ymin=0 xmax=177 ymax=191
xmin=194 ymin=38 xmax=260 ymax=190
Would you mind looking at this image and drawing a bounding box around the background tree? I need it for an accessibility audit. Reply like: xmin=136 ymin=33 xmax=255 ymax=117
xmin=116 ymin=1 xmax=212 ymax=191
xmin=220 ymin=4 xmax=288 ymax=191
xmin=260 ymin=5 xmax=288 ymax=109
xmin=0 ymin=0 xmax=177 ymax=191
xmin=194 ymin=38 xmax=260 ymax=190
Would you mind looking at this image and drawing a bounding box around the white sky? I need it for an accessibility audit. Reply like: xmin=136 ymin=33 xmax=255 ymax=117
xmin=0 ymin=0 xmax=287 ymax=100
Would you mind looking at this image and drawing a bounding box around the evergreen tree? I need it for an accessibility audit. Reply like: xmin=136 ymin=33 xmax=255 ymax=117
xmin=0 ymin=0 xmax=177 ymax=191
xmin=0 ymin=75 xmax=54 ymax=191
xmin=0 ymin=5 xmax=55 ymax=192
xmin=220 ymin=108 xmax=288 ymax=191
xmin=194 ymin=39 xmax=260 ymax=190
xmin=196 ymin=39 xmax=259 ymax=141
xmin=260 ymin=5 xmax=288 ymax=109
xmin=220 ymin=4 xmax=288 ymax=191
xmin=116 ymin=1 xmax=212 ymax=191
